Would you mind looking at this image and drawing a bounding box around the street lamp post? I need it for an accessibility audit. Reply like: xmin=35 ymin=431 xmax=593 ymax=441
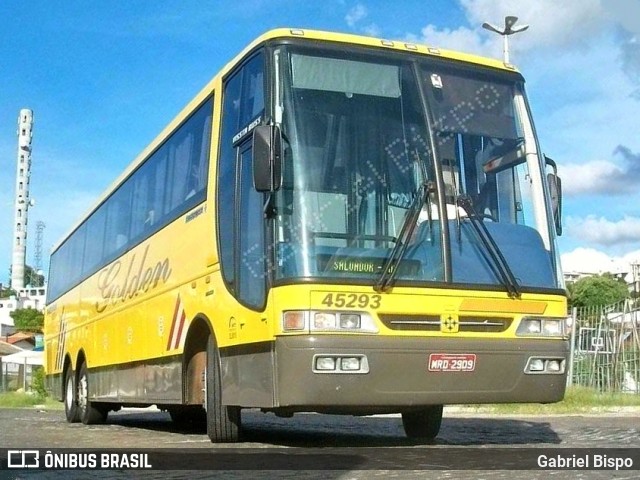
xmin=482 ymin=16 xmax=529 ymax=64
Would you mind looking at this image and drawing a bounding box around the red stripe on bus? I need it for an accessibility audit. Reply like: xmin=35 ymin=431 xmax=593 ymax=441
xmin=174 ymin=308 xmax=186 ymax=350
xmin=166 ymin=296 xmax=181 ymax=350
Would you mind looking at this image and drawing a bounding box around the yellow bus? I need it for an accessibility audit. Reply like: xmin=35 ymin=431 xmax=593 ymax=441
xmin=45 ymin=28 xmax=568 ymax=442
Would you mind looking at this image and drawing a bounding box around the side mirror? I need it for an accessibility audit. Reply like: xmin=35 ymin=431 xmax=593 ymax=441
xmin=252 ymin=125 xmax=282 ymax=192
xmin=545 ymin=156 xmax=562 ymax=236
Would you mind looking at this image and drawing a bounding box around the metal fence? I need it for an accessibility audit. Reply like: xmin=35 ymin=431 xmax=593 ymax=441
xmin=569 ymin=300 xmax=640 ymax=394
xmin=0 ymin=360 xmax=38 ymax=393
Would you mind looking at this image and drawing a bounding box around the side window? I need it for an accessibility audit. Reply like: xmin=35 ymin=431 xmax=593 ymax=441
xmin=163 ymin=100 xmax=212 ymax=217
xmin=103 ymin=182 xmax=133 ymax=261
xmin=238 ymin=145 xmax=266 ymax=307
xmin=56 ymin=223 xmax=86 ymax=290
xmin=218 ymin=68 xmax=243 ymax=293
xmin=240 ymin=56 xmax=265 ymax=125
xmin=82 ymin=207 xmax=106 ymax=276
xmin=218 ymin=51 xmax=265 ymax=306
xmin=130 ymin=160 xmax=153 ymax=240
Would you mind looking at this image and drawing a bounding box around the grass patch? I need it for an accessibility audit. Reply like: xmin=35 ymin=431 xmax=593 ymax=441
xmin=0 ymin=392 xmax=62 ymax=410
xmin=463 ymin=386 xmax=640 ymax=414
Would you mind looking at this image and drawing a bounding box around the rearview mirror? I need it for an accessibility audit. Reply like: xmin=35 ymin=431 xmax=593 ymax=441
xmin=482 ymin=137 xmax=526 ymax=175
xmin=252 ymin=125 xmax=282 ymax=192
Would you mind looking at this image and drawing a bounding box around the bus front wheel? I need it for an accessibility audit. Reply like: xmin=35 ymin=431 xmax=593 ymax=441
xmin=401 ymin=405 xmax=444 ymax=440
xmin=205 ymin=333 xmax=241 ymax=443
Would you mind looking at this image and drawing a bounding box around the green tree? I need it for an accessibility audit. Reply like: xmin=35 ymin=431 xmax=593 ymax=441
xmin=565 ymin=281 xmax=575 ymax=308
xmin=9 ymin=307 xmax=44 ymax=332
xmin=31 ymin=366 xmax=47 ymax=397
xmin=0 ymin=284 xmax=16 ymax=299
xmin=571 ymin=273 xmax=630 ymax=308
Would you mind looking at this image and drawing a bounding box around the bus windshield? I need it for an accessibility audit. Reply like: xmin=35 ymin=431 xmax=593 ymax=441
xmin=274 ymin=47 xmax=559 ymax=291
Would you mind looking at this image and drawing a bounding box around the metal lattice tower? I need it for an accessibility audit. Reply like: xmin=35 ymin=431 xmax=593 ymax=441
xmin=10 ymin=109 xmax=34 ymax=290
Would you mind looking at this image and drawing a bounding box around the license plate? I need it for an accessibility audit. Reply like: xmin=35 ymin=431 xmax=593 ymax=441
xmin=428 ymin=353 xmax=476 ymax=372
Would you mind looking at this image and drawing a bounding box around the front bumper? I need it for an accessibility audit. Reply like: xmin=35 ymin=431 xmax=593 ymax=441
xmin=274 ymin=335 xmax=568 ymax=410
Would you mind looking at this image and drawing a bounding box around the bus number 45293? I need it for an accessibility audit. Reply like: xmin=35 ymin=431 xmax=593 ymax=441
xmin=321 ymin=293 xmax=382 ymax=309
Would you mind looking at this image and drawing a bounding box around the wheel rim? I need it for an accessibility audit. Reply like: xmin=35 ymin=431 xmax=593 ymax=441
xmin=78 ymin=370 xmax=88 ymax=416
xmin=65 ymin=374 xmax=74 ymax=412
xmin=203 ymin=364 xmax=208 ymax=412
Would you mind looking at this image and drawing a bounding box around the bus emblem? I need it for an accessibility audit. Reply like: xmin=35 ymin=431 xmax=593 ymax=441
xmin=441 ymin=314 xmax=459 ymax=333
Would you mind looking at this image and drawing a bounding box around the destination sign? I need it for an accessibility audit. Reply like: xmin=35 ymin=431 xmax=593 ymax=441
xmin=316 ymin=254 xmax=420 ymax=276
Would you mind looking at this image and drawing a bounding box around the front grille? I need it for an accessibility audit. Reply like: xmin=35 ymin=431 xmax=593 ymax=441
xmin=458 ymin=317 xmax=512 ymax=333
xmin=378 ymin=314 xmax=512 ymax=332
xmin=379 ymin=314 xmax=441 ymax=331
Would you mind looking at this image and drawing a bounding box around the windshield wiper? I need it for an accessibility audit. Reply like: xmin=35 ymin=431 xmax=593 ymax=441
xmin=456 ymin=196 xmax=521 ymax=299
xmin=374 ymin=181 xmax=432 ymax=293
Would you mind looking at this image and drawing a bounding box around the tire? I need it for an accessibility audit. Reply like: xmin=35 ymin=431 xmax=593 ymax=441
xmin=77 ymin=362 xmax=108 ymax=425
xmin=402 ymin=405 xmax=444 ymax=440
xmin=64 ymin=368 xmax=80 ymax=423
xmin=205 ymin=333 xmax=241 ymax=442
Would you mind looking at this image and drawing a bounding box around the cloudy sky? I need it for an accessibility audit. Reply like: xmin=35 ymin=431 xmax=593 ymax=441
xmin=1 ymin=0 xmax=639 ymax=286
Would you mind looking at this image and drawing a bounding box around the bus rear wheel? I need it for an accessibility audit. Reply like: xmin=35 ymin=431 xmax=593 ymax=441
xmin=205 ymin=333 xmax=241 ymax=443
xmin=77 ymin=362 xmax=108 ymax=425
xmin=64 ymin=368 xmax=79 ymax=423
xmin=401 ymin=405 xmax=443 ymax=440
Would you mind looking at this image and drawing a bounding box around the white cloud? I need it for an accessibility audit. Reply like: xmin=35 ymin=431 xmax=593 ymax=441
xmin=345 ymin=4 xmax=368 ymax=28
xmin=565 ymin=215 xmax=640 ymax=247
xmin=561 ymin=247 xmax=632 ymax=275
xmin=560 ymin=161 xmax=622 ymax=195
xmin=418 ymin=24 xmax=488 ymax=57
xmin=559 ymin=146 xmax=640 ymax=196
xmin=362 ymin=23 xmax=382 ymax=38
xmin=561 ymin=247 xmax=640 ymax=282
xmin=345 ymin=3 xmax=380 ymax=38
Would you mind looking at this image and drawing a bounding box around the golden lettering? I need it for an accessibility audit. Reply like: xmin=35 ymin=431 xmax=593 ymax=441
xmin=95 ymin=245 xmax=172 ymax=313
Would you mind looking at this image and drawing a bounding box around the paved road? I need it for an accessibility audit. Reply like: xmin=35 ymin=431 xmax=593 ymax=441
xmin=1 ymin=407 xmax=639 ymax=479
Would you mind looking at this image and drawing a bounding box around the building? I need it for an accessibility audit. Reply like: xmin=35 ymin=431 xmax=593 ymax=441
xmin=3 ymin=331 xmax=36 ymax=350
xmin=0 ymin=287 xmax=46 ymax=337
xmin=0 ymin=297 xmax=18 ymax=337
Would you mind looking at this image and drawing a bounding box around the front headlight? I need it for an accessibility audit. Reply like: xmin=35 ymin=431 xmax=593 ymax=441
xmin=314 ymin=312 xmax=337 ymax=329
xmin=516 ymin=317 xmax=568 ymax=338
xmin=282 ymin=310 xmax=378 ymax=333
